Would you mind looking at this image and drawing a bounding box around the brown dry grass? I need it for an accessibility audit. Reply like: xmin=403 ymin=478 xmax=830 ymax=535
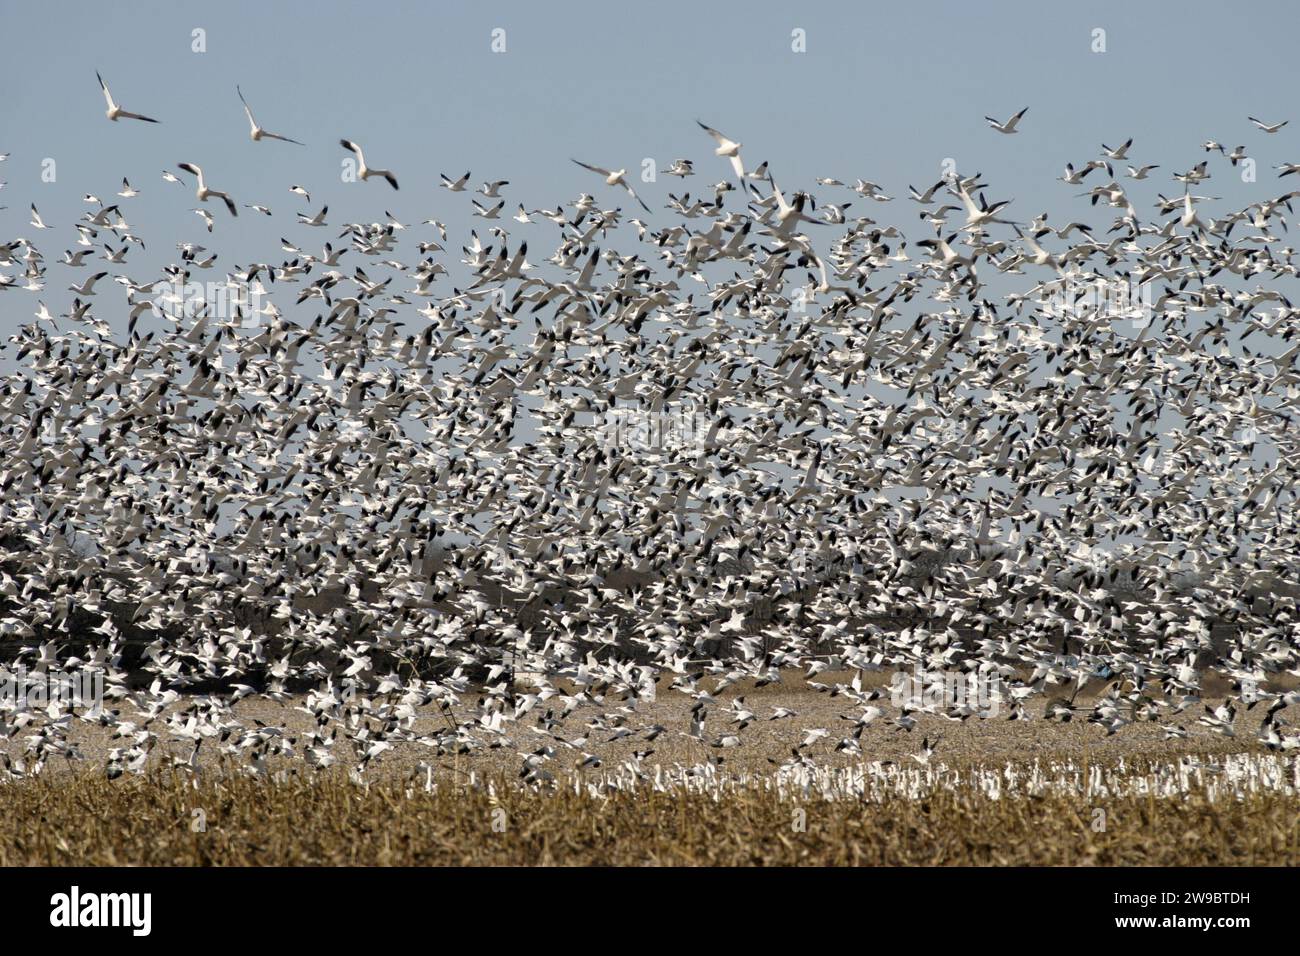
xmin=2 ymin=765 xmax=1297 ymax=866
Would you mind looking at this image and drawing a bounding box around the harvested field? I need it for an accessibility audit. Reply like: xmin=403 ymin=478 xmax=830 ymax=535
xmin=2 ymin=677 xmax=1297 ymax=866
xmin=2 ymin=757 xmax=1296 ymax=866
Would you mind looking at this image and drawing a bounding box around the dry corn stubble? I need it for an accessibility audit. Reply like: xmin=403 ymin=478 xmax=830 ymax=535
xmin=1 ymin=761 xmax=1297 ymax=866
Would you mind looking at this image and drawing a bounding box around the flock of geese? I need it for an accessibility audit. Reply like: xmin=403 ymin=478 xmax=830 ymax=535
xmin=0 ymin=74 xmax=1299 ymax=782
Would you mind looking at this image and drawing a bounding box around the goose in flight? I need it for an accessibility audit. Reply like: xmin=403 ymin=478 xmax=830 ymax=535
xmin=237 ymin=86 xmax=304 ymax=145
xmin=570 ymin=159 xmax=651 ymax=212
xmin=340 ymin=139 xmax=399 ymax=190
xmin=1057 ymin=163 xmax=1096 ymax=185
xmin=911 ymin=736 xmax=940 ymax=766
xmin=908 ymin=180 xmax=949 ymax=203
xmin=67 ymin=271 xmax=108 ymax=296
xmin=765 ymin=174 xmax=823 ymax=235
xmin=696 ymin=121 xmax=746 ymax=179
xmin=1173 ymin=161 xmax=1210 ymax=184
xmin=985 ymin=107 xmax=1028 ymax=134
xmin=1249 ymin=116 xmax=1289 ymax=133
xmin=96 ymin=71 xmax=159 ymax=123
xmin=1101 ymin=138 xmax=1133 ymax=160
xmin=177 ymin=163 xmax=238 ymax=216
xmin=297 ymin=205 xmax=328 ymax=226
xmin=955 ymin=182 xmax=1015 ymax=230
xmin=471 ymin=199 xmax=504 ymax=219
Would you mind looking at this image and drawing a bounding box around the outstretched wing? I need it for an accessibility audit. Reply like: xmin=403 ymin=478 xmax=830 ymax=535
xmin=624 ymin=182 xmax=652 ymax=213
xmin=238 ymin=86 xmax=258 ymax=130
xmin=697 ymin=120 xmax=735 ymax=150
xmin=264 ymin=131 xmax=306 ymax=146
xmin=340 ymin=139 xmax=364 ymax=164
xmin=97 ymin=72 xmax=116 ymax=110
xmin=572 ymin=159 xmax=611 ymax=177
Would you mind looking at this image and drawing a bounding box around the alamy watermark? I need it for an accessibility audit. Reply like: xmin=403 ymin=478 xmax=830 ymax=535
xmin=148 ymin=278 xmax=265 ymax=327
xmin=1038 ymin=276 xmax=1155 ymax=329
xmin=0 ymin=666 xmax=104 ymax=709
xmin=49 ymin=886 xmax=151 ymax=936
xmin=890 ymin=665 xmax=1001 ymax=717
xmin=788 ymin=548 xmax=858 ymax=589
xmin=599 ymin=404 xmax=708 ymax=454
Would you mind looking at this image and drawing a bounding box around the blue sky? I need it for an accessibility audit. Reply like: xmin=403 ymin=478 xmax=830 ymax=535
xmin=3 ymin=0 xmax=1298 ymax=262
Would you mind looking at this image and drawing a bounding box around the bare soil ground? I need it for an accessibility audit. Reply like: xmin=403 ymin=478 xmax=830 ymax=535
xmin=0 ymin=670 xmax=1275 ymax=775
